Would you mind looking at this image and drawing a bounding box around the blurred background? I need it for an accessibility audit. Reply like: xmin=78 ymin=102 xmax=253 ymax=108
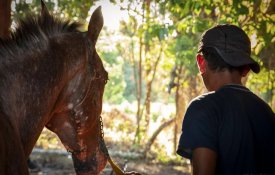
xmin=2 ymin=0 xmax=274 ymax=174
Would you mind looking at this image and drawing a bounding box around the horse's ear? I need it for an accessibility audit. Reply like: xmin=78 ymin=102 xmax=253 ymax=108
xmin=88 ymin=6 xmax=104 ymax=44
xmin=41 ymin=0 xmax=49 ymax=16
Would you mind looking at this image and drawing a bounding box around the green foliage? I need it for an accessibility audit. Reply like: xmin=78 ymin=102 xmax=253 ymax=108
xmin=247 ymin=68 xmax=275 ymax=109
xmin=13 ymin=0 xmax=98 ymax=23
xmin=99 ymin=50 xmax=126 ymax=104
xmin=57 ymin=0 xmax=94 ymax=21
xmin=103 ymin=71 xmax=125 ymax=104
xmin=101 ymin=50 xmax=120 ymax=65
xmin=162 ymin=0 xmax=274 ymax=104
xmin=119 ymin=16 xmax=137 ymax=37
xmin=122 ymin=62 xmax=138 ymax=102
xmin=167 ymin=34 xmax=197 ymax=76
xmin=13 ymin=0 xmax=44 ymax=18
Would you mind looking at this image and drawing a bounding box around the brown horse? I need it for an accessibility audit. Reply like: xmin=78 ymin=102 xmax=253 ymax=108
xmin=0 ymin=2 xmax=140 ymax=175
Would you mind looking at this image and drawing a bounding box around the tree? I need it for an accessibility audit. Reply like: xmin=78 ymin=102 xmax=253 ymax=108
xmin=117 ymin=0 xmax=175 ymax=156
xmin=117 ymin=4 xmax=145 ymax=144
xmin=0 ymin=0 xmax=11 ymax=39
xmin=12 ymin=0 xmax=99 ymax=24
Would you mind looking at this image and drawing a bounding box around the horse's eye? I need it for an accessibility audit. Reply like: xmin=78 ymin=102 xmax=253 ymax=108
xmin=104 ymin=78 xmax=109 ymax=84
xmin=95 ymin=73 xmax=101 ymax=79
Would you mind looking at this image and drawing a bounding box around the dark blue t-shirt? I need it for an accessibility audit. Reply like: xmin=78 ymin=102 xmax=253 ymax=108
xmin=177 ymin=84 xmax=275 ymax=174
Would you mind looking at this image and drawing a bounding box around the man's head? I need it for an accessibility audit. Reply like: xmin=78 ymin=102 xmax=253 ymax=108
xmin=197 ymin=24 xmax=260 ymax=74
xmin=196 ymin=24 xmax=260 ymax=91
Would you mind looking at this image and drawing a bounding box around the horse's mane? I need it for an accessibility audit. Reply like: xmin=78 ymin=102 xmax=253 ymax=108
xmin=0 ymin=12 xmax=83 ymax=60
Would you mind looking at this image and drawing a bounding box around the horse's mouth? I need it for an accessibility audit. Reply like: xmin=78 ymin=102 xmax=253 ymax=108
xmin=72 ymin=139 xmax=108 ymax=175
xmin=72 ymin=152 xmax=108 ymax=175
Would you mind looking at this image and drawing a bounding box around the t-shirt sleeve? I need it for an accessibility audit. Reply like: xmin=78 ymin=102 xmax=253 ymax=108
xmin=177 ymin=100 xmax=218 ymax=159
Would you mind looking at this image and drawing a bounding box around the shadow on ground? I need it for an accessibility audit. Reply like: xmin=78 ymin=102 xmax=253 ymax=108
xmin=29 ymin=148 xmax=190 ymax=175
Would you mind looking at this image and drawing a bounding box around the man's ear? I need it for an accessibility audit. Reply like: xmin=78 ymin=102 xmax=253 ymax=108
xmin=196 ymin=54 xmax=206 ymax=75
xmin=241 ymin=65 xmax=250 ymax=77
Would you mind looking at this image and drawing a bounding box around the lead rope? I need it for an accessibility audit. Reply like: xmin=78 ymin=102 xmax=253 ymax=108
xmin=99 ymin=115 xmax=126 ymax=175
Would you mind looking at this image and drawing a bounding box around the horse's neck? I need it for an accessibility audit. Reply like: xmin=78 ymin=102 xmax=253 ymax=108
xmin=0 ymin=73 xmax=63 ymax=156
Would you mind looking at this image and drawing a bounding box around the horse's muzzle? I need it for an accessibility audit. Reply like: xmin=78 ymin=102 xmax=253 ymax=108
xmin=72 ymin=141 xmax=108 ymax=175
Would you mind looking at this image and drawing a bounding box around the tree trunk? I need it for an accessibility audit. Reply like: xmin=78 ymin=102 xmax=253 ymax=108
xmin=143 ymin=117 xmax=175 ymax=157
xmin=134 ymin=36 xmax=143 ymax=144
xmin=144 ymin=45 xmax=163 ymax=134
xmin=0 ymin=0 xmax=12 ymax=39
xmin=143 ymin=0 xmax=151 ymax=134
xmin=173 ymin=64 xmax=186 ymax=154
xmin=134 ymin=3 xmax=145 ymax=145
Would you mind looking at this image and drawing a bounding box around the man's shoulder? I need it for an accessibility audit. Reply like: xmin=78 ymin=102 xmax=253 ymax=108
xmin=187 ymin=92 xmax=220 ymax=113
xmin=190 ymin=91 xmax=218 ymax=105
xmin=192 ymin=91 xmax=215 ymax=101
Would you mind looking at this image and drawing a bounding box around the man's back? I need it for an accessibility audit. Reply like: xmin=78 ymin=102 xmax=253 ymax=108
xmin=214 ymin=84 xmax=275 ymax=174
xmin=177 ymin=84 xmax=275 ymax=174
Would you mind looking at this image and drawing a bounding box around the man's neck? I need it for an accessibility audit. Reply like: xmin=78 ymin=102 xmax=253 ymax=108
xmin=208 ymin=70 xmax=243 ymax=91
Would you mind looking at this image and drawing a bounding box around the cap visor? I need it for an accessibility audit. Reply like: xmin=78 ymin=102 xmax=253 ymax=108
xmin=209 ymin=46 xmax=261 ymax=73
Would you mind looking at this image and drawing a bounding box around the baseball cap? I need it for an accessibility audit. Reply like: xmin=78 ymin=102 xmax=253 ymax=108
xmin=198 ymin=24 xmax=260 ymax=73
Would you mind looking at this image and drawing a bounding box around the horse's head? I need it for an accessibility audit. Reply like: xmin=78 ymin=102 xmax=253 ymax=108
xmin=44 ymin=4 xmax=109 ymax=175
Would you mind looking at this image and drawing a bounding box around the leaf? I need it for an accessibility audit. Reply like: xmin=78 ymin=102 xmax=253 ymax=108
xmin=181 ymin=0 xmax=190 ymax=17
xmin=255 ymin=42 xmax=265 ymax=55
xmin=239 ymin=4 xmax=249 ymax=14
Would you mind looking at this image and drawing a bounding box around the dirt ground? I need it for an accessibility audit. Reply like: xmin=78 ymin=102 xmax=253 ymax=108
xmin=29 ymin=147 xmax=191 ymax=175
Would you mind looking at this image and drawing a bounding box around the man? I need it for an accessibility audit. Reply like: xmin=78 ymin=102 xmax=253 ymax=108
xmin=177 ymin=24 xmax=275 ymax=175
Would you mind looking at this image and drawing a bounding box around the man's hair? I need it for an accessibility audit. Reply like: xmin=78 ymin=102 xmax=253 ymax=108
xmin=201 ymin=47 xmax=246 ymax=73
